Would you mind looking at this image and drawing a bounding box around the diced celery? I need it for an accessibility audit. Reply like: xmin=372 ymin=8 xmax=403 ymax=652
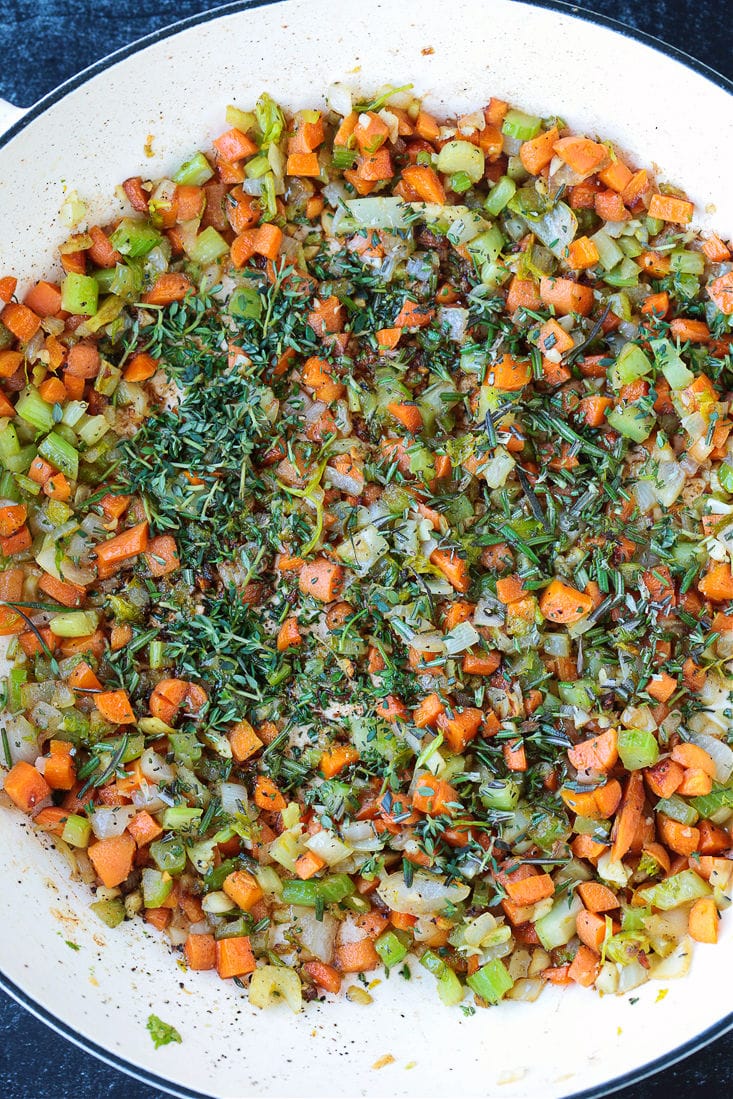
xmin=557 ymin=679 xmax=596 ymax=709
xmin=502 ymin=109 xmax=542 ymax=141
xmin=189 ymin=227 xmax=230 ymax=266
xmin=613 ymin=342 xmax=653 ymax=386
xmin=718 ymin=463 xmax=733 ymax=494
xmin=226 ymin=105 xmax=256 ymax=132
xmin=375 ymin=930 xmax=409 ymax=968
xmin=13 ymin=471 xmax=40 ymax=494
xmin=79 ymin=294 xmax=124 ymax=335
xmin=160 ymin=806 xmax=203 ymax=831
xmin=76 ymin=415 xmax=110 ymax=448
xmin=142 ymin=867 xmax=174 ymax=908
xmin=94 ymin=361 xmax=121 ymax=397
xmin=260 ymin=173 xmax=277 ymax=220
xmin=437 ymin=967 xmax=464 ymax=1006
xmin=0 ymin=469 xmax=19 ymax=501
xmin=38 ymin=431 xmax=79 ymax=480
xmin=618 ymin=728 xmax=659 ymax=770
xmin=281 ymin=879 xmax=318 ymax=906
xmin=670 ymin=249 xmax=705 ymax=275
xmin=148 ymin=639 xmax=166 ymax=670
xmin=650 ymin=338 xmax=694 ymax=389
xmin=448 ymin=171 xmax=472 ymax=194
xmin=604 ymin=256 xmax=640 ymax=288
xmin=617 ymin=236 xmax=643 ymax=259
xmin=0 ymin=420 xmax=20 ymax=462
xmin=61 ymin=401 xmax=88 ymax=428
xmin=229 ymin=286 xmax=262 ymax=320
xmin=590 ymin=228 xmax=624 ymax=272
xmin=7 ymin=667 xmax=27 ymax=713
xmin=480 ymin=778 xmax=520 ymax=811
xmin=606 ymin=405 xmax=654 ymax=442
xmin=690 ymin=784 xmax=733 ymax=819
xmin=61 ymin=273 xmax=98 ymax=316
xmin=420 ymin=949 xmax=446 ymax=976
xmin=436 ymin=141 xmax=485 ymax=183
xmin=91 ymin=898 xmax=125 ymax=928
xmin=174 ymin=151 xmax=214 ymax=186
xmin=93 ymin=268 xmax=117 ymax=293
xmin=109 ymin=263 xmax=143 ymax=301
xmin=61 ymin=813 xmax=91 ymax=848
xmin=466 ymin=958 xmax=514 ymax=1003
xmin=485 ymin=175 xmax=516 ymax=216
xmin=467 ymin=226 xmax=505 ymax=273
xmin=656 ymin=794 xmax=699 ymax=825
xmin=15 ymin=388 xmax=54 ymax=433
xmin=149 ymin=836 xmax=187 ymax=875
xmin=47 ymin=499 xmax=73 ymax=525
xmin=645 ymin=216 xmax=664 ymax=235
xmin=255 ymin=92 xmax=284 ymax=148
xmin=109 ymin=218 xmax=163 ymax=258
xmin=317 ymin=873 xmax=355 ymax=904
xmin=101 ymin=733 xmax=144 ymax=764
xmin=637 ymin=870 xmax=711 ymax=910
xmin=535 ymin=894 xmax=583 ymax=950
xmin=244 ymin=155 xmax=271 ymax=180
xmin=49 ymin=610 xmax=100 ymax=638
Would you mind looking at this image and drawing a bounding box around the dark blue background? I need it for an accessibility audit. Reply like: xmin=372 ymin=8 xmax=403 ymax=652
xmin=0 ymin=2 xmax=730 ymax=1097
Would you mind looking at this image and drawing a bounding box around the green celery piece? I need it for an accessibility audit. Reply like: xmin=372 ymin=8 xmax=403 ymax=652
xmin=109 ymin=218 xmax=163 ymax=258
xmin=15 ymin=388 xmax=54 ymax=433
xmin=375 ymin=930 xmax=409 ymax=968
xmin=150 ymin=838 xmax=187 ymax=875
xmin=466 ymin=958 xmax=514 ymax=1003
xmin=605 ymin=405 xmax=654 ymax=442
xmin=691 ymin=784 xmax=733 ymax=819
xmin=91 ymin=898 xmax=125 ymax=928
xmin=142 ymin=867 xmax=174 ymax=908
xmin=637 ymin=870 xmax=711 ymax=910
xmin=38 ymin=431 xmax=79 ymax=480
xmin=61 ymin=813 xmax=91 ymax=848
xmin=501 ymin=109 xmax=542 ymax=141
xmin=174 ymin=151 xmax=214 ymax=186
xmin=485 ymin=175 xmax=516 ymax=216
xmin=618 ymin=728 xmax=659 ymax=770
xmin=61 ymin=273 xmax=99 ymax=316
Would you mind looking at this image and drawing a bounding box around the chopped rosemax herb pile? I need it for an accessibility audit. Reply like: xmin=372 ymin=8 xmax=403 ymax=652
xmin=1 ymin=86 xmax=733 ymax=1012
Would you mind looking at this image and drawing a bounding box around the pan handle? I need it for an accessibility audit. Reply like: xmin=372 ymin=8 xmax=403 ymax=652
xmin=0 ymin=98 xmax=27 ymax=136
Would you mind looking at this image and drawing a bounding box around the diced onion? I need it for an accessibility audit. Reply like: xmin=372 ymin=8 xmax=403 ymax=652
xmin=443 ymin=621 xmax=481 ymax=654
xmin=90 ymin=806 xmax=137 ymax=840
xmin=688 ymin=732 xmax=733 ymax=784
xmin=2 ymin=715 xmax=38 ymax=765
xmin=305 ymin=829 xmax=352 ymax=866
xmin=634 ymin=480 xmax=657 ymax=514
xmin=376 ymin=869 xmax=470 ymax=915
xmin=249 ymin=966 xmax=302 ymax=1012
xmin=220 ymin=781 xmax=250 ymax=817
xmin=140 ymin=749 xmax=175 ymax=784
xmin=326 ymin=83 xmax=352 ymax=117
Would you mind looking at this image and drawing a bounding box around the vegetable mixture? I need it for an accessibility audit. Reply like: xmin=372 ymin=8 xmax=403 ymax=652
xmin=1 ymin=86 xmax=733 ymax=1013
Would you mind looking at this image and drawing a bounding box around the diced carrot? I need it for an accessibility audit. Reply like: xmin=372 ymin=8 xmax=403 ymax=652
xmin=34 ymin=806 xmax=69 ymax=836
xmin=669 ymin=318 xmax=710 ymax=344
xmin=657 ymin=815 xmax=700 ymax=857
xmin=462 ymin=650 xmax=501 ymax=676
xmin=0 ymin=525 xmax=31 ymax=556
xmin=88 ymin=226 xmax=122 ymax=269
xmin=24 ymin=280 xmax=62 ymax=317
xmin=504 ymin=870 xmax=555 ymax=906
xmin=676 ymin=768 xmax=713 ymax=797
xmin=110 ymin=624 xmax=133 ymax=651
xmin=301 ymin=356 xmax=345 ymax=402
xmin=566 ymin=236 xmax=600 ymax=271
xmin=688 ymin=896 xmax=719 ymax=944
xmin=440 ymin=707 xmax=483 ymax=753
xmin=3 ymin=761 xmax=51 ymax=813
xmin=375 ymin=694 xmax=408 ymax=722
xmin=594 ymin=779 xmax=623 ymax=818
xmin=506 ymin=277 xmax=541 ymax=314
xmin=67 ymin=661 xmax=103 ymax=692
xmin=87 ymin=832 xmax=136 ymax=888
xmin=539 ymin=277 xmax=594 ymax=317
xmin=645 ymin=758 xmax=684 ymax=799
xmin=670 ymin=742 xmax=717 ymax=778
xmin=335 ymin=937 xmax=380 ymax=973
xmin=415 ymin=110 xmax=440 ymax=142
xmin=577 ymin=881 xmax=619 ymax=913
xmin=412 ymin=776 xmax=459 ymax=815
xmin=223 ymin=869 xmax=264 ymax=912
xmin=697 ymin=821 xmax=730 ymax=856
xmin=642 ymin=291 xmax=670 ymax=319
xmin=648 ymin=193 xmax=694 ymax=225
xmin=253 ymin=775 xmax=287 ymax=812
xmin=599 ymin=155 xmax=633 ymax=193
xmin=0 ymin=276 xmax=17 ymax=303
xmin=568 ymin=943 xmax=601 ymax=987
xmin=142 ymin=273 xmax=192 ymax=306
xmin=577 ymin=395 xmax=612 ymax=427
xmin=216 ymin=936 xmax=256 ymax=979
xmin=443 ymin=600 xmax=475 ymax=631
xmin=539 ymin=579 xmax=593 ymax=624
xmin=1 ymin=302 xmax=41 ymax=342
xmin=94 ymin=521 xmax=149 ymax=579
xmin=413 ymin=693 xmax=445 ymax=729
xmin=320 ymin=744 xmax=359 ymax=778
xmin=299 ymin=558 xmax=344 ymax=602
xmin=496 ymin=574 xmax=527 ymax=604
xmin=401 ymin=164 xmax=446 ymax=204
xmin=430 ymin=547 xmax=470 ymax=593
xmin=503 ymin=738 xmax=528 ymax=772
xmin=568 ymin=729 xmax=618 ymax=773
xmin=0 ymin=504 xmax=26 ymax=538
xmin=37 ymin=572 xmax=86 ymax=608
xmin=124 ymin=352 xmax=159 ymax=382
xmin=149 ymin=678 xmax=207 ymax=724
xmin=519 ymin=126 xmax=559 ymax=174
xmin=94 ymin=690 xmax=136 ymax=725
xmin=393 ymin=298 xmax=434 ymax=329
xmin=185 ymin=932 xmax=217 ymax=971
xmin=490 ymin=353 xmax=531 ymax=390
xmin=255 ymin=224 xmax=284 ymax=260
xmin=0 ymin=350 xmax=23 ymax=378
xmin=294 ymin=850 xmax=328 ymax=880
xmin=303 ymin=960 xmax=342 ymax=994
xmin=576 ymin=908 xmax=606 ymax=953
xmin=699 ymin=563 xmax=733 ymax=602
xmin=229 ymin=719 xmax=263 ymax=763
xmin=646 ymin=672 xmax=677 ymax=703
xmin=609 ymin=771 xmax=644 ymax=862
xmin=375 ymin=327 xmax=401 ymax=350
xmin=144 ymin=534 xmax=180 ymax=578
xmin=553 ymin=136 xmax=609 ymax=176
xmin=595 ymin=190 xmax=629 ymax=221
xmin=44 ymin=746 xmax=75 ymax=791
xmin=127 ymin=810 xmax=164 ymax=847
xmin=213 ymin=127 xmax=257 ymax=161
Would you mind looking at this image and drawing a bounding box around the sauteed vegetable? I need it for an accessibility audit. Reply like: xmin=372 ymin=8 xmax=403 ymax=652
xmin=1 ymin=86 xmax=733 ymax=1012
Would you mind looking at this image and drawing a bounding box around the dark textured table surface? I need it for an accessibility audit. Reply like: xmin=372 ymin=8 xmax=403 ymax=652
xmin=0 ymin=2 xmax=731 ymax=1097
